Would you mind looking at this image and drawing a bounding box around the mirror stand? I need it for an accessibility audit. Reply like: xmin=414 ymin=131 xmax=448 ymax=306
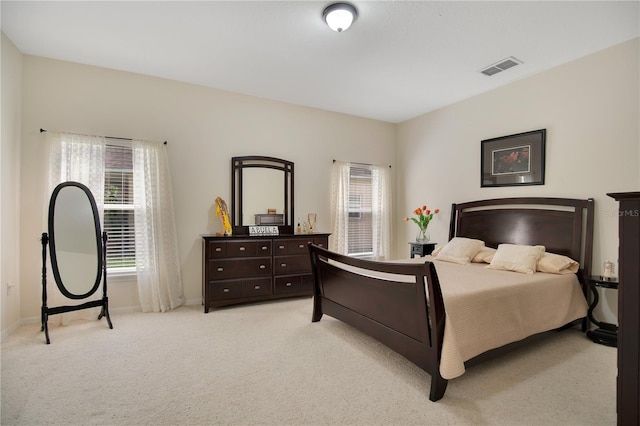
xmin=40 ymin=231 xmax=113 ymax=344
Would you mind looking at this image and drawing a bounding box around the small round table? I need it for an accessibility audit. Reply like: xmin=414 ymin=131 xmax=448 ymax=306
xmin=586 ymin=275 xmax=618 ymax=347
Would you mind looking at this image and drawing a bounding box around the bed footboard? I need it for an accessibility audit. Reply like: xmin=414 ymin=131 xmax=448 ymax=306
xmin=308 ymin=244 xmax=448 ymax=401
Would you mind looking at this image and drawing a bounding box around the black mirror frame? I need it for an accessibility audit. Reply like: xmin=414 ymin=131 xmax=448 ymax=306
xmin=231 ymin=156 xmax=294 ymax=235
xmin=48 ymin=181 xmax=103 ymax=299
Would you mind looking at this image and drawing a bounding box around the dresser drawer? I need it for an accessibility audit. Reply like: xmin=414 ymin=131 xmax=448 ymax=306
xmin=206 ymin=240 xmax=227 ymax=259
xmin=226 ymin=240 xmax=272 ymax=257
xmin=274 ymin=237 xmax=327 ymax=255
xmin=207 ymin=257 xmax=272 ymax=279
xmin=274 ymin=275 xmax=302 ymax=294
xmin=242 ymin=278 xmax=272 ymax=297
xmin=210 ymin=280 xmax=243 ymax=300
xmin=274 ymin=255 xmax=311 ymax=275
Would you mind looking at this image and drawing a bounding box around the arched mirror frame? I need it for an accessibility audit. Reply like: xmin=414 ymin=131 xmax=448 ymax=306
xmin=231 ymin=156 xmax=294 ymax=235
xmin=41 ymin=181 xmax=113 ymax=344
xmin=48 ymin=181 xmax=103 ymax=299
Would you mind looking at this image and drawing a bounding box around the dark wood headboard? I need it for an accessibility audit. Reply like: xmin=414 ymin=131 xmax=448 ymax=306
xmin=449 ymin=197 xmax=594 ymax=277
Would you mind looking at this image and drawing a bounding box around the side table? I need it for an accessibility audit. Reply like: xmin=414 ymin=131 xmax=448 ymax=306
xmin=586 ymin=275 xmax=618 ymax=347
xmin=409 ymin=242 xmax=436 ymax=258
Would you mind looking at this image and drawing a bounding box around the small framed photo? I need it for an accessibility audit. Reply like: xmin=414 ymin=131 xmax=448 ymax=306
xmin=481 ymin=129 xmax=546 ymax=187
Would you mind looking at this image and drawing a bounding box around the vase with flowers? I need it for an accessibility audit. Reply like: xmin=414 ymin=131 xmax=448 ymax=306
xmin=404 ymin=205 xmax=440 ymax=243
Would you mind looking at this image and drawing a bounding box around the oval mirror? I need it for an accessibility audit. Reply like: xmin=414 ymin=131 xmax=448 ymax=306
xmin=48 ymin=181 xmax=103 ymax=299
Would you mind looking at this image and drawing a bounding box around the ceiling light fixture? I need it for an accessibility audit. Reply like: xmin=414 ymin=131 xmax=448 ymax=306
xmin=323 ymin=3 xmax=358 ymax=33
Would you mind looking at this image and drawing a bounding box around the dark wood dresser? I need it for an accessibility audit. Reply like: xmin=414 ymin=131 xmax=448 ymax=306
xmin=201 ymin=233 xmax=329 ymax=312
xmin=608 ymin=192 xmax=639 ymax=426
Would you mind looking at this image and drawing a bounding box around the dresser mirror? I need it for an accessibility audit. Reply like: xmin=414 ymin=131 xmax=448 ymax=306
xmin=41 ymin=181 xmax=113 ymax=343
xmin=231 ymin=156 xmax=294 ymax=235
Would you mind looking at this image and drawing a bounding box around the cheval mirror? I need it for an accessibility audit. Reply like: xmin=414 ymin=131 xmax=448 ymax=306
xmin=41 ymin=181 xmax=113 ymax=344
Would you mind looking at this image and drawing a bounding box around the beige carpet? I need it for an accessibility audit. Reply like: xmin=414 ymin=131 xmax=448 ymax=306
xmin=1 ymin=297 xmax=616 ymax=425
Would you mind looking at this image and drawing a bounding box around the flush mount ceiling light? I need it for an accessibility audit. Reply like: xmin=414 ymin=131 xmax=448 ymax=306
xmin=323 ymin=2 xmax=358 ymax=32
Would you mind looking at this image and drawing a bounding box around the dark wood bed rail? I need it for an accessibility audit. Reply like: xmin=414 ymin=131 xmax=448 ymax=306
xmin=308 ymin=244 xmax=448 ymax=401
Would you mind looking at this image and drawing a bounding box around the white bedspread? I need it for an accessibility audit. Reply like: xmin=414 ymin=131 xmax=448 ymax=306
xmin=401 ymin=256 xmax=588 ymax=379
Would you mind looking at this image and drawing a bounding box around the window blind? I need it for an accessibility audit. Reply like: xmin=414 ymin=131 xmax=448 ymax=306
xmin=104 ymin=142 xmax=135 ymax=271
xmin=348 ymin=166 xmax=373 ymax=256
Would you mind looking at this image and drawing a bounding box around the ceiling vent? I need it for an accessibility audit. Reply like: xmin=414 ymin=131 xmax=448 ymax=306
xmin=480 ymin=56 xmax=522 ymax=76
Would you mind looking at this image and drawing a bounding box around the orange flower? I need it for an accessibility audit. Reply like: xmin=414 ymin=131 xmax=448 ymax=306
xmin=405 ymin=203 xmax=440 ymax=230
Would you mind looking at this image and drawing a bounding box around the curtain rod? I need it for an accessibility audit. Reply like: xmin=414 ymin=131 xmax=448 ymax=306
xmin=333 ymin=159 xmax=391 ymax=168
xmin=40 ymin=128 xmax=167 ymax=145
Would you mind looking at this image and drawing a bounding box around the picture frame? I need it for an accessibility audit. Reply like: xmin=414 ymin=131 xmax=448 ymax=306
xmin=481 ymin=129 xmax=546 ymax=187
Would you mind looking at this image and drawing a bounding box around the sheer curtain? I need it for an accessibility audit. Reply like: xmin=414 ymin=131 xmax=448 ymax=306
xmin=132 ymin=139 xmax=185 ymax=312
xmin=46 ymin=132 xmax=106 ymax=323
xmin=329 ymin=161 xmax=350 ymax=254
xmin=371 ymin=164 xmax=392 ymax=260
xmin=329 ymin=161 xmax=392 ymax=260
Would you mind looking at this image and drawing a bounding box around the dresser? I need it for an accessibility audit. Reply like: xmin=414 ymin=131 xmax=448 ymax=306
xmin=608 ymin=192 xmax=639 ymax=426
xmin=201 ymin=233 xmax=330 ymax=312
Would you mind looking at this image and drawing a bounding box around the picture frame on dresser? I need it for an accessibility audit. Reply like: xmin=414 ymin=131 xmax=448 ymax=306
xmin=481 ymin=129 xmax=546 ymax=187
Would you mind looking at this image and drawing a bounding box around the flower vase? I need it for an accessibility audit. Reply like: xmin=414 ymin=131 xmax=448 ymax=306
xmin=416 ymin=227 xmax=430 ymax=243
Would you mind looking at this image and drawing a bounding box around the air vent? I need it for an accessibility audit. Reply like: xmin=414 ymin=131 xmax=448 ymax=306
xmin=480 ymin=56 xmax=522 ymax=77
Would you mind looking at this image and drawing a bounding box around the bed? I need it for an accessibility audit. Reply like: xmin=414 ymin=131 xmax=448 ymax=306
xmin=308 ymin=197 xmax=594 ymax=401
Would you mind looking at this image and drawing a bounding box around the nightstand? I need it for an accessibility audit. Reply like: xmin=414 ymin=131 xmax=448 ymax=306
xmin=409 ymin=242 xmax=436 ymax=258
xmin=586 ymin=275 xmax=618 ymax=347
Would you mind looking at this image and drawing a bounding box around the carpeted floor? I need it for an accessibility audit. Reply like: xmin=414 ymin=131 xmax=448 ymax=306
xmin=1 ymin=297 xmax=616 ymax=425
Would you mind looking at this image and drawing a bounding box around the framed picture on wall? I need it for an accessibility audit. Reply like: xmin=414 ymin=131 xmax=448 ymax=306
xmin=481 ymin=129 xmax=546 ymax=187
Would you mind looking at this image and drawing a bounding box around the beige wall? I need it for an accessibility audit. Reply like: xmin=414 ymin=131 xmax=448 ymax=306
xmin=1 ymin=33 xmax=23 ymax=337
xmin=17 ymin=55 xmax=397 ymax=322
xmin=396 ymin=38 xmax=640 ymax=322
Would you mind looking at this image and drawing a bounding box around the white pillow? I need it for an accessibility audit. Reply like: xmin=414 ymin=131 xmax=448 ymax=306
xmin=433 ymin=237 xmax=485 ymax=265
xmin=472 ymin=247 xmax=497 ymax=263
xmin=537 ymin=252 xmax=579 ymax=274
xmin=487 ymin=244 xmax=545 ymax=274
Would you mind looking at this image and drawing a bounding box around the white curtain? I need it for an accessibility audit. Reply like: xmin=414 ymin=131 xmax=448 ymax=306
xmin=46 ymin=132 xmax=106 ymax=324
xmin=329 ymin=161 xmax=392 ymax=259
xmin=329 ymin=161 xmax=350 ymax=254
xmin=132 ymin=139 xmax=185 ymax=312
xmin=371 ymin=164 xmax=392 ymax=260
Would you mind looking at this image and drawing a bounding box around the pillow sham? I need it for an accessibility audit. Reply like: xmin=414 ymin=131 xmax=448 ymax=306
xmin=537 ymin=252 xmax=579 ymax=274
xmin=487 ymin=244 xmax=545 ymax=274
xmin=472 ymin=247 xmax=497 ymax=263
xmin=433 ymin=237 xmax=484 ymax=265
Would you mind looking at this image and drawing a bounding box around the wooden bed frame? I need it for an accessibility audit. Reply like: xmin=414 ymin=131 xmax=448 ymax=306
xmin=308 ymin=197 xmax=594 ymax=401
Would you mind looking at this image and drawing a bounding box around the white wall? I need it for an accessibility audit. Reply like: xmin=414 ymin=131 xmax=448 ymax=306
xmin=18 ymin=55 xmax=396 ymax=321
xmin=1 ymin=33 xmax=23 ymax=337
xmin=396 ymin=38 xmax=640 ymax=323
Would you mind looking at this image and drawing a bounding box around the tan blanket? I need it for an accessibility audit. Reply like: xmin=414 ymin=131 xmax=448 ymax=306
xmin=402 ymin=256 xmax=588 ymax=379
xmin=325 ymin=256 xmax=588 ymax=379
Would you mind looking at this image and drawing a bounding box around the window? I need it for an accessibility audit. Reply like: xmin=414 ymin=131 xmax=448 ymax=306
xmin=347 ymin=166 xmax=373 ymax=256
xmin=103 ymin=141 xmax=135 ymax=273
xmin=330 ymin=161 xmax=391 ymax=260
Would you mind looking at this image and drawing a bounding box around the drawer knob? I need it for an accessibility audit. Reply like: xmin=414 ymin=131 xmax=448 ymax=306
xmin=217 ymin=267 xmax=224 ymax=272
xmin=261 ymin=246 xmax=268 ymax=250
xmin=223 ymin=288 xmax=230 ymax=293
xmin=286 ymin=282 xmax=292 ymax=287
xmin=259 ymin=265 xmax=266 ymax=269
xmin=254 ymin=285 xmax=261 ymax=290
xmin=281 ymin=263 xmax=287 ymax=267
xmin=298 ymin=244 xmax=304 ymax=248
xmin=240 ymin=247 xmax=246 ymax=251
xmin=215 ymin=247 xmax=222 ymax=252
xmin=279 ymin=245 xmax=285 ymax=249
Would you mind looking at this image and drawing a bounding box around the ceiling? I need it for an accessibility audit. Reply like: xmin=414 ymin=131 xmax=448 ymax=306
xmin=2 ymin=1 xmax=638 ymax=123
